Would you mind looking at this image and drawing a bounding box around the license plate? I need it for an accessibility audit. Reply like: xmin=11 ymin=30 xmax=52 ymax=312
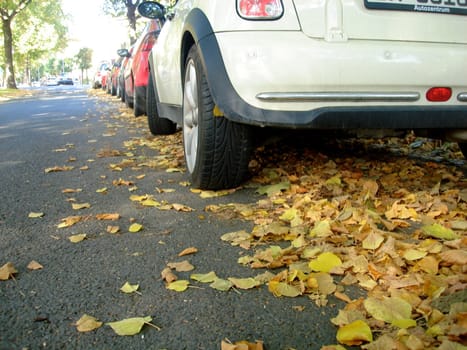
xmin=364 ymin=0 xmax=467 ymax=15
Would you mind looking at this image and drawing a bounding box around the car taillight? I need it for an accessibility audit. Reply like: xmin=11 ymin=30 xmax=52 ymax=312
xmin=426 ymin=87 xmax=452 ymax=102
xmin=237 ymin=0 xmax=283 ymax=19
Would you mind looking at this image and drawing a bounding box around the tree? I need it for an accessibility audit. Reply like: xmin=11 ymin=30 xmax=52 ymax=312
xmin=1 ymin=0 xmax=32 ymax=88
xmin=75 ymin=47 xmax=92 ymax=84
xmin=102 ymin=0 xmax=141 ymax=44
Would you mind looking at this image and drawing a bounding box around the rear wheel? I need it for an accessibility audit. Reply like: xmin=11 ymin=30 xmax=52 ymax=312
xmin=133 ymin=86 xmax=144 ymax=117
xmin=146 ymin=72 xmax=176 ymax=135
xmin=182 ymin=45 xmax=254 ymax=190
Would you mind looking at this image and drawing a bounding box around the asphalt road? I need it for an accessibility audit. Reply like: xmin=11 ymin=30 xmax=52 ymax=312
xmin=0 ymin=86 xmax=346 ymax=350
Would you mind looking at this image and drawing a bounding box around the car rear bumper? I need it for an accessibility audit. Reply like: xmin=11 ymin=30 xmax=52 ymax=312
xmin=199 ymin=31 xmax=467 ymax=130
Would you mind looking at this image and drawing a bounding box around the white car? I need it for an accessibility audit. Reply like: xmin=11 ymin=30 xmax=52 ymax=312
xmin=138 ymin=0 xmax=467 ymax=190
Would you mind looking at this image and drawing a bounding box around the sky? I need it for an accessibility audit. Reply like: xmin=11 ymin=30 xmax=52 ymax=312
xmin=61 ymin=0 xmax=129 ymax=68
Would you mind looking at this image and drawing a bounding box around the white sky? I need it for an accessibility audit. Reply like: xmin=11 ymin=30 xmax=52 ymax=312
xmin=62 ymin=0 xmax=129 ymax=68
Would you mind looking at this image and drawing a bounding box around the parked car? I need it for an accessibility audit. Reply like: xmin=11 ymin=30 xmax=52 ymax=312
xmin=108 ymin=57 xmax=123 ymax=96
xmin=43 ymin=76 xmax=58 ymax=86
xmin=117 ymin=47 xmax=134 ymax=102
xmin=118 ymin=19 xmax=162 ymax=116
xmin=57 ymin=77 xmax=74 ymax=85
xmin=138 ymin=1 xmax=467 ymax=190
xmin=93 ymin=61 xmax=111 ymax=89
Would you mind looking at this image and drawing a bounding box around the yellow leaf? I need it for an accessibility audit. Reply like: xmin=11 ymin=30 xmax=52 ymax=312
xmin=69 ymin=234 xmax=87 ymax=243
xmin=191 ymin=271 xmax=218 ymax=283
xmin=0 ymin=262 xmax=18 ymax=280
xmin=256 ymin=182 xmax=290 ymax=196
xmin=166 ymin=167 xmax=184 ymax=173
xmin=421 ymin=223 xmax=459 ymax=240
xmin=107 ymin=316 xmax=152 ymax=336
xmin=391 ymin=318 xmax=417 ymax=329
xmin=279 ymin=208 xmax=298 ymax=222
xmin=120 ymin=282 xmax=140 ymax=294
xmin=72 ymin=202 xmax=91 ymax=210
xmin=28 ymin=212 xmax=44 ymax=218
xmin=57 ymin=216 xmax=82 ymax=228
xmin=106 ymin=225 xmax=120 ymax=234
xmin=210 ymin=278 xmax=233 ymax=292
xmin=96 ymin=187 xmax=108 ymax=193
xmin=325 ymin=175 xmax=342 ymax=186
xmin=403 ymin=249 xmax=427 ymax=261
xmin=27 ymin=260 xmax=43 ymax=270
xmin=309 ymin=252 xmax=342 ymax=273
xmin=362 ymin=231 xmax=385 ymax=250
xmin=336 ymin=320 xmax=373 ymax=346
xmin=228 ymin=277 xmax=261 ymax=290
xmin=141 ymin=199 xmax=160 ymax=207
xmin=364 ymin=296 xmax=412 ymax=324
xmin=75 ymin=314 xmax=103 ymax=332
xmin=167 ymin=280 xmax=189 ymax=292
xmin=268 ymin=281 xmax=302 ymax=297
xmin=45 ymin=165 xmax=74 ymax=173
xmin=309 ymin=220 xmax=332 ymax=237
xmin=96 ymin=213 xmax=120 ymax=221
xmin=129 ymin=223 xmax=143 ymax=233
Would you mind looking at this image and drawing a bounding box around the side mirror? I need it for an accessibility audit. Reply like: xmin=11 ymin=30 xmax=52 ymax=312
xmin=137 ymin=1 xmax=166 ymax=20
xmin=117 ymin=49 xmax=131 ymax=58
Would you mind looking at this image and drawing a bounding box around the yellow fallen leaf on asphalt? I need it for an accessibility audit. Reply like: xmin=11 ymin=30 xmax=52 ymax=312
xmin=364 ymin=296 xmax=412 ymax=324
xmin=309 ymin=252 xmax=342 ymax=273
xmin=75 ymin=314 xmax=103 ymax=332
xmin=120 ymin=282 xmax=140 ymax=294
xmin=69 ymin=234 xmax=87 ymax=243
xmin=27 ymin=260 xmax=43 ymax=270
xmin=228 ymin=277 xmax=261 ymax=290
xmin=28 ymin=212 xmax=44 ymax=218
xmin=210 ymin=278 xmax=233 ymax=292
xmin=106 ymin=225 xmax=120 ymax=234
xmin=96 ymin=213 xmax=120 ymax=220
xmin=268 ymin=280 xmax=302 ymax=297
xmin=129 ymin=223 xmax=143 ymax=233
xmin=190 ymin=271 xmax=217 ymax=283
xmin=45 ymin=165 xmax=74 ymax=173
xmin=62 ymin=188 xmax=82 ymax=193
xmin=107 ymin=316 xmax=153 ymax=336
xmin=72 ymin=202 xmax=91 ymax=210
xmin=96 ymin=187 xmax=107 ymax=193
xmin=221 ymin=339 xmax=264 ymax=350
xmin=167 ymin=280 xmax=189 ymax=292
xmin=57 ymin=216 xmax=82 ymax=228
xmin=0 ymin=262 xmax=17 ymax=280
xmin=336 ymin=320 xmax=373 ymax=346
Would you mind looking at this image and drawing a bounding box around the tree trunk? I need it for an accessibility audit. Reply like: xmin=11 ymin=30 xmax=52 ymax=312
xmin=2 ymin=17 xmax=17 ymax=89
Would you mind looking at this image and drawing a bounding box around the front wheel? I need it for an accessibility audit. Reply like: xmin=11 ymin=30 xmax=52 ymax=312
xmin=146 ymin=72 xmax=176 ymax=135
xmin=182 ymin=45 xmax=254 ymax=190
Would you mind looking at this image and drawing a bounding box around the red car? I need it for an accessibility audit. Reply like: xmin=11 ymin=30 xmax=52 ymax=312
xmin=118 ymin=19 xmax=162 ymax=116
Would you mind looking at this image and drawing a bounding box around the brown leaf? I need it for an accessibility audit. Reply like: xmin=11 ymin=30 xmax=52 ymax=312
xmin=178 ymin=247 xmax=198 ymax=256
xmin=27 ymin=260 xmax=43 ymax=270
xmin=0 ymin=262 xmax=17 ymax=280
xmin=95 ymin=213 xmax=120 ymax=221
xmin=439 ymin=249 xmax=467 ymax=265
xmin=167 ymin=260 xmax=194 ymax=272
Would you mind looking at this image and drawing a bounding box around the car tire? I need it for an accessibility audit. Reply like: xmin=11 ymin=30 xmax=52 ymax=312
xmin=125 ymin=90 xmax=133 ymax=109
xmin=111 ymin=82 xmax=116 ymax=96
xmin=182 ymin=45 xmax=254 ymax=190
xmin=120 ymin=82 xmax=125 ymax=102
xmin=133 ymin=86 xmax=144 ymax=117
xmin=146 ymin=72 xmax=176 ymax=135
xmin=459 ymin=143 xmax=466 ymax=158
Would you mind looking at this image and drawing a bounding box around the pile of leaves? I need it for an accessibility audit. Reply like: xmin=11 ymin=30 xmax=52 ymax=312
xmin=204 ymin=141 xmax=466 ymax=349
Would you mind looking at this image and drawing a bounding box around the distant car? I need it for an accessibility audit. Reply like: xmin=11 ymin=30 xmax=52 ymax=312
xmin=108 ymin=57 xmax=123 ymax=96
xmin=138 ymin=1 xmax=467 ymax=190
xmin=117 ymin=47 xmax=133 ymax=102
xmin=44 ymin=77 xmax=58 ymax=86
xmin=57 ymin=77 xmax=74 ymax=85
xmin=118 ymin=19 xmax=161 ymax=116
xmin=93 ymin=61 xmax=110 ymax=89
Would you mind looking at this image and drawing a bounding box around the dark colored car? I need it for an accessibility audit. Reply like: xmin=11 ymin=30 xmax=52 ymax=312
xmin=107 ymin=57 xmax=123 ymax=96
xmin=57 ymin=77 xmax=74 ymax=85
xmin=118 ymin=19 xmax=162 ymax=117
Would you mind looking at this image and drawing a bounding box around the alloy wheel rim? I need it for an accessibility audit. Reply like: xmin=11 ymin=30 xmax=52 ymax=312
xmin=183 ymin=59 xmax=199 ymax=173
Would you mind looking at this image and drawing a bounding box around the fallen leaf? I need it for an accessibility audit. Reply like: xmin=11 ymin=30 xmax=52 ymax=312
xmin=129 ymin=223 xmax=143 ymax=233
xmin=178 ymin=247 xmax=198 ymax=256
xmin=336 ymin=320 xmax=373 ymax=346
xmin=221 ymin=339 xmax=264 ymax=350
xmin=191 ymin=271 xmax=218 ymax=283
xmin=72 ymin=202 xmax=91 ymax=210
xmin=228 ymin=277 xmax=261 ymax=290
xmin=106 ymin=225 xmax=120 ymax=234
xmin=309 ymin=252 xmax=342 ymax=273
xmin=75 ymin=314 xmax=103 ymax=332
xmin=210 ymin=278 xmax=233 ymax=291
xmin=68 ymin=234 xmax=87 ymax=243
xmin=28 ymin=212 xmax=44 ymax=218
xmin=107 ymin=316 xmax=152 ymax=336
xmin=421 ymin=223 xmax=459 ymax=240
xmin=439 ymin=249 xmax=467 ymax=265
xmin=161 ymin=267 xmax=177 ymax=283
xmin=96 ymin=213 xmax=120 ymax=220
xmin=268 ymin=280 xmax=302 ymax=297
xmin=57 ymin=216 xmax=82 ymax=228
xmin=167 ymin=261 xmax=194 ymax=272
xmin=45 ymin=165 xmax=74 ymax=173
xmin=120 ymin=282 xmax=140 ymax=294
xmin=0 ymin=262 xmax=17 ymax=280
xmin=167 ymin=280 xmax=189 ymax=292
xmin=27 ymin=260 xmax=43 ymax=270
xmin=362 ymin=231 xmax=385 ymax=250
xmin=364 ymin=296 xmax=412 ymax=324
